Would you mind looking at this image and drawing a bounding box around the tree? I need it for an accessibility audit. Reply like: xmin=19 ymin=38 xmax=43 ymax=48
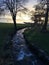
xmin=42 ymin=0 xmax=49 ymax=32
xmin=31 ymin=2 xmax=45 ymax=27
xmin=0 ymin=7 xmax=4 ymax=15
xmin=33 ymin=0 xmax=49 ymax=32
xmin=37 ymin=0 xmax=49 ymax=32
xmin=1 ymin=0 xmax=28 ymax=32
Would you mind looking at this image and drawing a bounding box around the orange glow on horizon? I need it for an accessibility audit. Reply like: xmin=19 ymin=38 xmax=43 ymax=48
xmin=0 ymin=10 xmax=34 ymax=23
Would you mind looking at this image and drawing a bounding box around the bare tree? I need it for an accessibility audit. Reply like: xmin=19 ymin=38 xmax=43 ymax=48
xmin=0 ymin=8 xmax=4 ymax=15
xmin=42 ymin=0 xmax=49 ymax=32
xmin=34 ymin=0 xmax=49 ymax=32
xmin=31 ymin=2 xmax=45 ymax=27
xmin=1 ymin=0 xmax=28 ymax=32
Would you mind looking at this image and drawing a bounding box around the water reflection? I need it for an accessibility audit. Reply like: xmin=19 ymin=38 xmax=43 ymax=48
xmin=12 ymin=29 xmax=44 ymax=65
xmin=17 ymin=44 xmax=32 ymax=61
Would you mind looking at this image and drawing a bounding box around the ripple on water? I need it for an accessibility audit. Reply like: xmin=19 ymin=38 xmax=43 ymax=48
xmin=16 ymin=45 xmax=33 ymax=61
xmin=12 ymin=29 xmax=44 ymax=65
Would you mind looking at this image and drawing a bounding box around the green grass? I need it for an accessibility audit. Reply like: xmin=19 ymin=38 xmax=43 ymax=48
xmin=24 ymin=28 xmax=49 ymax=55
xmin=0 ymin=23 xmax=14 ymax=46
xmin=0 ymin=23 xmax=31 ymax=64
xmin=0 ymin=23 xmax=30 ymax=46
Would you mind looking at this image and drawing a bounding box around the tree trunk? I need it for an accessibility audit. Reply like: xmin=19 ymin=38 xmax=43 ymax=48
xmin=42 ymin=7 xmax=48 ymax=32
xmin=12 ymin=14 xmax=17 ymax=33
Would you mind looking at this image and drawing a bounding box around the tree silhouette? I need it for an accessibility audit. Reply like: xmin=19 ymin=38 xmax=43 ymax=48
xmin=34 ymin=0 xmax=49 ymax=32
xmin=42 ymin=0 xmax=49 ymax=32
xmin=31 ymin=2 xmax=45 ymax=27
xmin=0 ymin=0 xmax=28 ymax=32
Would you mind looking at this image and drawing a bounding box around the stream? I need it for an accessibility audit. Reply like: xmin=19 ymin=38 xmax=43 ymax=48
xmin=11 ymin=28 xmax=45 ymax=65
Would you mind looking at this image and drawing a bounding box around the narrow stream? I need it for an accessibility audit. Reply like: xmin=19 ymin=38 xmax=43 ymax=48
xmin=12 ymin=28 xmax=44 ymax=65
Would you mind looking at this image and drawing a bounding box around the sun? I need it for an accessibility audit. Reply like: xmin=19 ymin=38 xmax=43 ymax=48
xmin=22 ymin=15 xmax=30 ymax=20
xmin=16 ymin=12 xmax=31 ymax=23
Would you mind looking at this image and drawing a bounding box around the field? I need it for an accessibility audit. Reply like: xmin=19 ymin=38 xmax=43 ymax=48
xmin=1 ymin=23 xmax=49 ymax=55
xmin=0 ymin=23 xmax=31 ymax=47
xmin=24 ymin=27 xmax=49 ymax=55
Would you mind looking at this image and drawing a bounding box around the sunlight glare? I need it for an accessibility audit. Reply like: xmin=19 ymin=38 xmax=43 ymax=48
xmin=22 ymin=15 xmax=30 ymax=20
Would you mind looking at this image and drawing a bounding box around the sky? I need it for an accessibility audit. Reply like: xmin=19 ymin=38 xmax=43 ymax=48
xmin=26 ymin=0 xmax=38 ymax=8
xmin=0 ymin=0 xmax=39 ymax=13
xmin=0 ymin=0 xmax=39 ymax=8
xmin=27 ymin=0 xmax=38 ymax=6
xmin=0 ymin=0 xmax=40 ymax=23
xmin=22 ymin=0 xmax=40 ymax=11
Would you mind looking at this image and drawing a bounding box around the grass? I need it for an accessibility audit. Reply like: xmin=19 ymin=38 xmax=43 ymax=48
xmin=0 ymin=23 xmax=31 ymax=64
xmin=0 ymin=23 xmax=30 ymax=46
xmin=0 ymin=23 xmax=32 ymax=64
xmin=24 ymin=27 xmax=49 ymax=55
xmin=0 ymin=23 xmax=14 ymax=46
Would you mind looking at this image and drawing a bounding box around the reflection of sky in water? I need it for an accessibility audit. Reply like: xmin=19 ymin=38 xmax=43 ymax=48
xmin=12 ymin=29 xmax=44 ymax=65
xmin=17 ymin=46 xmax=32 ymax=61
xmin=12 ymin=29 xmax=32 ymax=61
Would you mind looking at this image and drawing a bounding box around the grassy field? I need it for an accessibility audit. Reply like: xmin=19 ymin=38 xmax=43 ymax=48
xmin=0 ymin=23 xmax=31 ymax=64
xmin=0 ymin=23 xmax=14 ymax=46
xmin=24 ymin=27 xmax=49 ymax=55
xmin=0 ymin=23 xmax=31 ymax=47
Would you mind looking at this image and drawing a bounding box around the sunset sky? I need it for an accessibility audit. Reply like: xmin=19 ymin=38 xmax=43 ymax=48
xmin=25 ymin=0 xmax=39 ymax=10
xmin=0 ymin=0 xmax=39 ymax=23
